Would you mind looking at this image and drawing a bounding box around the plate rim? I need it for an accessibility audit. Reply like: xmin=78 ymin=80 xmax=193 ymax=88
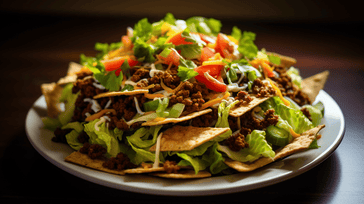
xmin=25 ymin=90 xmax=345 ymax=196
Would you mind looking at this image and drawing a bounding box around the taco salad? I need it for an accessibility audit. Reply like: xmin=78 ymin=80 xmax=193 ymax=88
xmin=41 ymin=13 xmax=328 ymax=179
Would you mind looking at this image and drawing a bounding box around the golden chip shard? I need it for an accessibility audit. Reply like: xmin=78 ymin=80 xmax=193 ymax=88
xmin=301 ymin=71 xmax=329 ymax=103
xmin=224 ymin=124 xmax=325 ymax=172
xmin=229 ymin=96 xmax=271 ymax=117
xmin=93 ymin=89 xmax=149 ymax=99
xmin=151 ymin=170 xmax=211 ymax=179
xmin=142 ymin=109 xmax=212 ymax=126
xmin=267 ymin=51 xmax=297 ymax=68
xmin=149 ymin=125 xmax=230 ymax=152
xmin=41 ymin=82 xmax=63 ymax=118
xmin=65 ymin=151 xmax=126 ymax=175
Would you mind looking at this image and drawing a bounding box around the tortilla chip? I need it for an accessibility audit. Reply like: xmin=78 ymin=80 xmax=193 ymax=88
xmin=65 ymin=151 xmax=126 ymax=175
xmin=229 ymin=96 xmax=271 ymax=117
xmin=151 ymin=170 xmax=211 ymax=179
xmin=93 ymin=89 xmax=149 ymax=99
xmin=224 ymin=124 xmax=325 ymax=172
xmin=41 ymin=82 xmax=63 ymax=118
xmin=57 ymin=62 xmax=84 ymax=85
xmin=149 ymin=125 xmax=230 ymax=151
xmin=267 ymin=52 xmax=297 ymax=68
xmin=123 ymin=167 xmax=165 ymax=174
xmin=301 ymin=71 xmax=329 ymax=103
xmin=142 ymin=109 xmax=212 ymax=126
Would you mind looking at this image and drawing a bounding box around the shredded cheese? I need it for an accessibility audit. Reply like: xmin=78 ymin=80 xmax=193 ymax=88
xmin=200 ymin=92 xmax=230 ymax=110
xmin=134 ymin=97 xmax=145 ymax=115
xmin=94 ymin=117 xmax=106 ymax=131
xmin=290 ymin=128 xmax=301 ymax=138
xmin=153 ymin=133 xmax=163 ymax=168
xmin=85 ymin=109 xmax=117 ymax=121
xmin=267 ymin=78 xmax=290 ymax=107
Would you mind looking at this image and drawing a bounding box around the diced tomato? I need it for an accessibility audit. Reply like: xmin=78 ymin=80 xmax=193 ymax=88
xmin=215 ymin=33 xmax=234 ymax=58
xmin=194 ymin=64 xmax=227 ymax=92
xmin=198 ymin=33 xmax=215 ymax=44
xmin=200 ymin=47 xmax=215 ymax=62
xmin=102 ymin=56 xmax=139 ymax=72
xmin=122 ymin=35 xmax=133 ymax=50
xmin=166 ymin=31 xmax=193 ymax=46
xmin=158 ymin=48 xmax=181 ymax=66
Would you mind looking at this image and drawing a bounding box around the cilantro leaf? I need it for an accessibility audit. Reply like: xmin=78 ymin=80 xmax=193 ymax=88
xmin=164 ymin=13 xmax=176 ymax=25
xmin=86 ymin=60 xmax=123 ymax=91
xmin=238 ymin=31 xmax=258 ymax=59
xmin=133 ymin=37 xmax=156 ymax=63
xmin=132 ymin=18 xmax=152 ymax=42
xmin=177 ymin=66 xmax=198 ymax=81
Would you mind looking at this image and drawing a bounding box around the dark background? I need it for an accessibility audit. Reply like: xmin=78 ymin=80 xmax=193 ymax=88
xmin=1 ymin=1 xmax=364 ymax=203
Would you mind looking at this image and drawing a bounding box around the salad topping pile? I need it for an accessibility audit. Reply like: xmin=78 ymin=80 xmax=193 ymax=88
xmin=41 ymin=13 xmax=327 ymax=178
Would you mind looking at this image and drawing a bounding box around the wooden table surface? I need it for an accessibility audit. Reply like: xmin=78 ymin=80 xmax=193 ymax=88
xmin=1 ymin=12 xmax=363 ymax=203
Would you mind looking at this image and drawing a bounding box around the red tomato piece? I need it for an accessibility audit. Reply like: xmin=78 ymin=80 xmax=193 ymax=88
xmin=194 ymin=64 xmax=227 ymax=92
xmin=166 ymin=31 xmax=193 ymax=46
xmin=200 ymin=47 xmax=215 ymax=62
xmin=215 ymin=33 xmax=234 ymax=58
xmin=102 ymin=56 xmax=138 ymax=72
xmin=122 ymin=35 xmax=133 ymax=50
xmin=158 ymin=48 xmax=181 ymax=66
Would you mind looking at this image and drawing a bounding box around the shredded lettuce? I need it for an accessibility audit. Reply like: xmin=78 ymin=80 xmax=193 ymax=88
xmin=237 ymin=31 xmax=258 ymax=59
xmin=218 ymin=130 xmax=275 ymax=163
xmin=62 ymin=122 xmax=84 ymax=150
xmin=84 ymin=119 xmax=124 ymax=157
xmin=286 ymin=67 xmax=302 ymax=89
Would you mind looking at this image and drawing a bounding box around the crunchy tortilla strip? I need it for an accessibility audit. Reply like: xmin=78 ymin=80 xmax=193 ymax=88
xmin=57 ymin=62 xmax=84 ymax=85
xmin=267 ymin=52 xmax=297 ymax=68
xmin=123 ymin=167 xmax=165 ymax=174
xmin=301 ymin=71 xmax=329 ymax=103
xmin=142 ymin=109 xmax=212 ymax=126
xmin=229 ymin=96 xmax=271 ymax=117
xmin=93 ymin=89 xmax=149 ymax=99
xmin=224 ymin=124 xmax=325 ymax=172
xmin=149 ymin=125 xmax=230 ymax=151
xmin=65 ymin=151 xmax=126 ymax=175
xmin=151 ymin=170 xmax=211 ymax=179
xmin=41 ymin=82 xmax=63 ymax=118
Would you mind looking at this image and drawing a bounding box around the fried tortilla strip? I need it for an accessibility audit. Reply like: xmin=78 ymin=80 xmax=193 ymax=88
xmin=267 ymin=52 xmax=297 ymax=68
xmin=301 ymin=71 xmax=329 ymax=103
xmin=123 ymin=167 xmax=165 ymax=174
xmin=41 ymin=82 xmax=63 ymax=118
xmin=151 ymin=170 xmax=211 ymax=179
xmin=65 ymin=151 xmax=126 ymax=175
xmin=229 ymin=96 xmax=271 ymax=117
xmin=149 ymin=125 xmax=230 ymax=151
xmin=142 ymin=109 xmax=212 ymax=126
xmin=93 ymin=89 xmax=149 ymax=99
xmin=57 ymin=62 xmax=84 ymax=85
xmin=224 ymin=124 xmax=325 ymax=172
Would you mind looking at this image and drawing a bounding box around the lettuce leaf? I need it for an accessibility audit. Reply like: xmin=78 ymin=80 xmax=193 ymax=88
xmin=261 ymin=97 xmax=313 ymax=134
xmin=302 ymin=103 xmax=324 ymax=127
xmin=86 ymin=60 xmax=123 ymax=91
xmin=286 ymin=67 xmax=302 ymax=89
xmin=58 ymin=91 xmax=79 ymax=126
xmin=202 ymin=143 xmax=229 ymax=174
xmin=238 ymin=31 xmax=258 ymax=59
xmin=84 ymin=119 xmax=124 ymax=157
xmin=218 ymin=130 xmax=275 ymax=163
xmin=185 ymin=16 xmax=221 ymax=36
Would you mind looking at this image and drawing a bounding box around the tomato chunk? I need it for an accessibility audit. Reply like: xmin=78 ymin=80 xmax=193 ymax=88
xmin=215 ymin=33 xmax=234 ymax=59
xmin=102 ymin=56 xmax=138 ymax=72
xmin=166 ymin=31 xmax=193 ymax=46
xmin=194 ymin=64 xmax=227 ymax=92
xmin=200 ymin=47 xmax=215 ymax=62
xmin=158 ymin=48 xmax=181 ymax=66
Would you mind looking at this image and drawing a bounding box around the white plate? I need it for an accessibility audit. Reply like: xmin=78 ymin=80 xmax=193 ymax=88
xmin=25 ymin=90 xmax=344 ymax=196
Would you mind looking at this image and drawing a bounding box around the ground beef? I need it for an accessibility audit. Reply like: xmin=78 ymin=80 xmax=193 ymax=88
xmin=191 ymin=108 xmax=218 ymax=127
xmin=102 ymin=152 xmax=136 ymax=171
xmin=163 ymin=160 xmax=180 ymax=173
xmin=72 ymin=78 xmax=106 ymax=122
xmin=52 ymin=127 xmax=71 ymax=143
xmin=223 ymin=133 xmax=249 ymax=152
xmin=271 ymin=66 xmax=311 ymax=106
xmin=235 ymin=91 xmax=253 ymax=107
xmin=130 ymin=68 xmax=150 ymax=82
xmin=79 ymin=143 xmax=107 ymax=159
xmin=77 ymin=131 xmax=89 ymax=144
xmin=76 ymin=70 xmax=93 ymax=80
xmin=251 ymin=78 xmax=276 ymax=97
xmin=301 ymin=107 xmax=312 ymax=121
xmin=240 ymin=109 xmax=279 ymax=132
